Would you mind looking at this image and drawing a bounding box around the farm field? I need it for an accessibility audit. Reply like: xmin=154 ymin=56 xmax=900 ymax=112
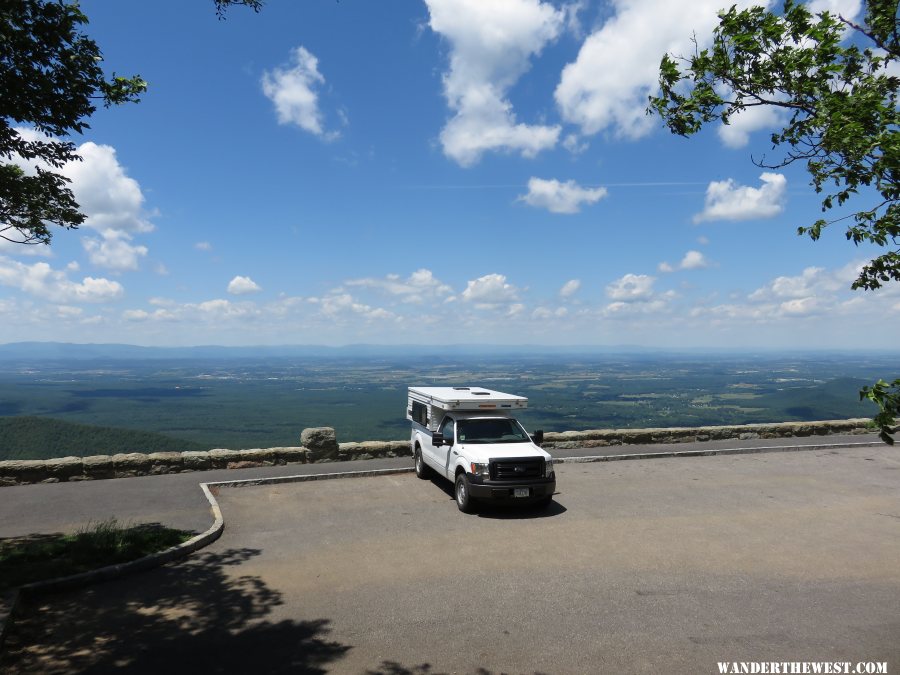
xmin=0 ymin=346 xmax=894 ymax=459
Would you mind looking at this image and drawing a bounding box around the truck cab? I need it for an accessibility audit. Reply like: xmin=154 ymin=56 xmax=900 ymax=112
xmin=408 ymin=386 xmax=556 ymax=512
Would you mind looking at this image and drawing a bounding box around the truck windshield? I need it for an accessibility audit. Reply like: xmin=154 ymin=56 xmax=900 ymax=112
xmin=457 ymin=418 xmax=530 ymax=444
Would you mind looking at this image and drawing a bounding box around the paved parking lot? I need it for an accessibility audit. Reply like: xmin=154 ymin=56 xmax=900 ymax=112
xmin=3 ymin=446 xmax=899 ymax=674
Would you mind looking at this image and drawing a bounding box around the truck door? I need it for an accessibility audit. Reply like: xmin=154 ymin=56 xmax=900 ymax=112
xmin=433 ymin=416 xmax=455 ymax=478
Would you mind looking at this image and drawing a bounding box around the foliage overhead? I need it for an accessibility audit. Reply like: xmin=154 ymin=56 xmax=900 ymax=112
xmin=649 ymin=0 xmax=900 ymax=443
xmin=649 ymin=0 xmax=900 ymax=292
xmin=0 ymin=0 xmax=262 ymax=247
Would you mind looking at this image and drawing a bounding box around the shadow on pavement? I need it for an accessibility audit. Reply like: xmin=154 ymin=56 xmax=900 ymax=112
xmin=426 ymin=474 xmax=567 ymax=519
xmin=366 ymin=662 xmax=550 ymax=675
xmin=0 ymin=548 xmax=352 ymax=674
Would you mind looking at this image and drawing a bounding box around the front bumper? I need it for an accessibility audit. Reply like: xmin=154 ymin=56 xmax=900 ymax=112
xmin=467 ymin=475 xmax=556 ymax=502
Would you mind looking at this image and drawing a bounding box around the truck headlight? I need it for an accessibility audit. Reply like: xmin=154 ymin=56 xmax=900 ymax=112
xmin=544 ymin=458 xmax=555 ymax=478
xmin=470 ymin=462 xmax=490 ymax=478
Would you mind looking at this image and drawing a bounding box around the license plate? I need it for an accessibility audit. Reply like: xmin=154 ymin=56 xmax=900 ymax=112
xmin=513 ymin=488 xmax=530 ymax=498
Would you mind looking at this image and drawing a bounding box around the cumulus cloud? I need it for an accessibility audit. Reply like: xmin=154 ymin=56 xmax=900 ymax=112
xmin=605 ymin=273 xmax=655 ymax=302
xmin=561 ymin=133 xmax=589 ymax=155
xmin=10 ymin=129 xmax=154 ymax=269
xmin=694 ymin=261 xmax=873 ymax=323
xmin=748 ymin=266 xmax=845 ymax=302
xmin=317 ymin=292 xmax=394 ymax=320
xmin=426 ymin=0 xmax=563 ymax=166
xmin=559 ymin=279 xmax=581 ymax=298
xmin=807 ymin=0 xmax=861 ymax=19
xmin=0 ymin=256 xmax=123 ymax=303
xmin=717 ymin=105 xmax=787 ymax=149
xmin=519 ymin=177 xmax=607 ymax=214
xmin=345 ymin=268 xmax=453 ymax=303
xmin=227 ymin=276 xmax=262 ymax=295
xmin=532 ymin=306 xmax=569 ymax=319
xmin=262 ymin=46 xmax=339 ymax=139
xmin=694 ymin=173 xmax=787 ymax=223
xmin=0 ymin=238 xmax=52 ymax=257
xmin=659 ymin=250 xmax=709 ymax=273
xmin=461 ymin=273 xmax=520 ymax=306
xmin=195 ymin=241 xmax=212 ymax=252
xmin=82 ymin=234 xmax=148 ymax=272
xmin=556 ymin=0 xmax=765 ymax=139
xmin=65 ymin=142 xmax=155 ymax=237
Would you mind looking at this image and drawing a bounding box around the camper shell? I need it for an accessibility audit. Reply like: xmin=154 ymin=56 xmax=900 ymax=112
xmin=408 ymin=386 xmax=555 ymax=513
xmin=407 ymin=386 xmax=528 ymax=431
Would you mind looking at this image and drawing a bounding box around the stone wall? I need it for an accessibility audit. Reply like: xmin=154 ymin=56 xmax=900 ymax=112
xmin=539 ymin=418 xmax=874 ymax=450
xmin=0 ymin=419 xmax=874 ymax=487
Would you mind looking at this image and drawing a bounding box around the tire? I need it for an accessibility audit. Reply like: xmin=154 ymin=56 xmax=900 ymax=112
xmin=414 ymin=445 xmax=430 ymax=479
xmin=455 ymin=472 xmax=474 ymax=513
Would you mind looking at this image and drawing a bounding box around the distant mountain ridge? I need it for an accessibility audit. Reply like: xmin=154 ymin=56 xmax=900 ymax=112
xmin=2 ymin=341 xmax=897 ymax=361
xmin=0 ymin=341 xmax=666 ymax=360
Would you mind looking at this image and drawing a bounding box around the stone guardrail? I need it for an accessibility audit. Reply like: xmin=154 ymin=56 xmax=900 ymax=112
xmin=0 ymin=419 xmax=875 ymax=487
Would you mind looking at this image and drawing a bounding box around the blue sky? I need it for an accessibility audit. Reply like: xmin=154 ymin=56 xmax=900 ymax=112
xmin=2 ymin=0 xmax=898 ymax=348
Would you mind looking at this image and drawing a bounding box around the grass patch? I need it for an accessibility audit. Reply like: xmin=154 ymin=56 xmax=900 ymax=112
xmin=0 ymin=518 xmax=193 ymax=591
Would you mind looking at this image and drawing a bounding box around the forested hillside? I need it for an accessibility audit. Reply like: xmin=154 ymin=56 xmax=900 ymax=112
xmin=0 ymin=417 xmax=210 ymax=461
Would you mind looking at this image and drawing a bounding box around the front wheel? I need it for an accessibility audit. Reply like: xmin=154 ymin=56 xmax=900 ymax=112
xmin=455 ymin=472 xmax=474 ymax=513
xmin=535 ymin=495 xmax=553 ymax=509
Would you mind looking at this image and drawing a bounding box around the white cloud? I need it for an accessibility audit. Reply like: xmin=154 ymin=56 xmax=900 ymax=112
xmin=426 ymin=0 xmax=563 ymax=166
xmin=57 ymin=306 xmax=83 ymax=320
xmin=0 ymin=238 xmax=52 ymax=257
xmin=807 ymin=0 xmax=861 ymax=19
xmin=694 ymin=172 xmax=787 ymax=223
xmin=0 ymin=256 xmax=123 ymax=303
xmin=605 ymin=273 xmax=655 ymax=301
xmin=556 ymin=0 xmax=767 ymax=139
xmin=195 ymin=241 xmax=212 ymax=252
xmin=507 ymin=303 xmax=525 ymax=317
xmin=519 ymin=177 xmax=608 ymax=214
xmin=82 ymin=233 xmax=148 ymax=272
xmin=532 ymin=306 xmax=569 ymax=319
xmin=345 ymin=268 xmax=453 ymax=303
xmin=10 ymin=129 xmax=154 ymax=269
xmin=65 ymin=142 xmax=155 ymax=237
xmin=461 ymin=273 xmax=520 ymax=306
xmin=603 ymin=298 xmax=669 ymax=317
xmin=195 ymin=299 xmax=258 ymax=319
xmin=748 ymin=266 xmax=843 ymax=302
xmin=318 ymin=292 xmax=395 ymax=321
xmin=262 ymin=46 xmax=338 ymax=140
xmin=561 ymin=133 xmax=589 ymax=155
xmin=560 ymin=279 xmax=581 ymax=298
xmin=660 ymin=250 xmax=709 ymax=272
xmin=717 ymin=104 xmax=787 ymax=149
xmin=227 ymin=275 xmax=262 ymax=295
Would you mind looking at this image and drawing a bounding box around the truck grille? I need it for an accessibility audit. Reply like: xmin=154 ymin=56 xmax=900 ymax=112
xmin=490 ymin=457 xmax=544 ymax=481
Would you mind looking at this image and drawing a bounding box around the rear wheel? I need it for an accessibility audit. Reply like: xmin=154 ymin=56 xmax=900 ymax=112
xmin=414 ymin=445 xmax=430 ymax=479
xmin=455 ymin=472 xmax=474 ymax=513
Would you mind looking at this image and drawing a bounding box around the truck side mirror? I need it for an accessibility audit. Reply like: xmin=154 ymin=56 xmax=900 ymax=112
xmin=431 ymin=431 xmax=444 ymax=447
xmin=531 ymin=430 xmax=544 ymax=446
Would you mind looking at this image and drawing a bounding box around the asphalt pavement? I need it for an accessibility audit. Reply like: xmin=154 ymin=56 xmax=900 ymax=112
xmin=0 ymin=433 xmax=884 ymax=539
xmin=2 ymin=442 xmax=898 ymax=674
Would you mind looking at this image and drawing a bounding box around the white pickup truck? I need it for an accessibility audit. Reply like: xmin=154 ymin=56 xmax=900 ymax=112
xmin=408 ymin=386 xmax=556 ymax=512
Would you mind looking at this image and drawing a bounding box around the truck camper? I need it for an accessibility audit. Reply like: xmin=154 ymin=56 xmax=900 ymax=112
xmin=407 ymin=386 xmax=556 ymax=512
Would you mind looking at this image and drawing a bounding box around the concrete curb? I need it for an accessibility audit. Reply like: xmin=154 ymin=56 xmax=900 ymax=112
xmin=0 ymin=484 xmax=223 ymax=654
xmin=205 ymin=466 xmax=416 ymax=489
xmin=0 ymin=439 xmax=883 ymax=655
